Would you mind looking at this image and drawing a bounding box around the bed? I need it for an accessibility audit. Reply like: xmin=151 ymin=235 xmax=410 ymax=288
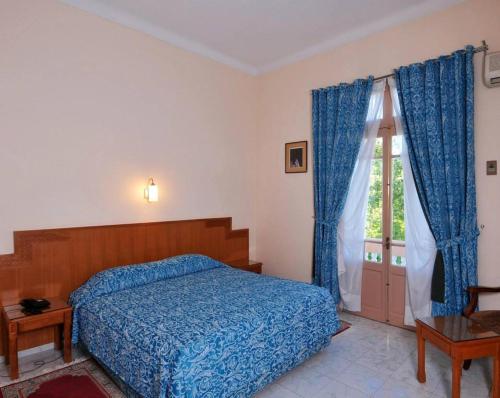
xmin=70 ymin=254 xmax=340 ymax=398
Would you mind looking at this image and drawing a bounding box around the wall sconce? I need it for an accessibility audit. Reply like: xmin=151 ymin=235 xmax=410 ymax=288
xmin=144 ymin=178 xmax=158 ymax=202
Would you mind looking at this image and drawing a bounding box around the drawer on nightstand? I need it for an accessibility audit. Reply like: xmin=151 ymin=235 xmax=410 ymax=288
xmin=17 ymin=311 xmax=65 ymax=332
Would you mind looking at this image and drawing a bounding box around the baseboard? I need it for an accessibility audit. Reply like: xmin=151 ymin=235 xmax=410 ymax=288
xmin=0 ymin=343 xmax=55 ymax=364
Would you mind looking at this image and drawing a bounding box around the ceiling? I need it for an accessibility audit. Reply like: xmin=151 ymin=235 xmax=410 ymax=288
xmin=62 ymin=0 xmax=462 ymax=75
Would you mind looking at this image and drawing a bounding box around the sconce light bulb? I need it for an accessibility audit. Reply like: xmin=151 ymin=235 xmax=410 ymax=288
xmin=145 ymin=178 xmax=158 ymax=202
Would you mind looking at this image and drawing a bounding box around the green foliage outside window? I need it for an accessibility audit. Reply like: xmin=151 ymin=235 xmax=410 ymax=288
xmin=365 ymin=158 xmax=383 ymax=239
xmin=392 ymin=158 xmax=405 ymax=241
xmin=365 ymin=138 xmax=405 ymax=242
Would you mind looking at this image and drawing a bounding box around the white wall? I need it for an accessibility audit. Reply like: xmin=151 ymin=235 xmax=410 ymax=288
xmin=255 ymin=0 xmax=500 ymax=309
xmin=0 ymin=0 xmax=258 ymax=256
xmin=1 ymin=0 xmax=498 ymax=310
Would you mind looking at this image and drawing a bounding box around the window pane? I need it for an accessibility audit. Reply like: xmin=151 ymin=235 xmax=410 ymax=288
xmin=391 ymin=244 xmax=407 ymax=266
xmin=392 ymin=135 xmax=402 ymax=156
xmin=391 ymin=157 xmax=405 ymax=242
xmin=365 ymin=138 xmax=383 ymax=264
xmin=365 ymin=241 xmax=383 ymax=264
xmin=365 ymin=158 xmax=383 ymax=240
xmin=374 ymin=137 xmax=383 ymax=158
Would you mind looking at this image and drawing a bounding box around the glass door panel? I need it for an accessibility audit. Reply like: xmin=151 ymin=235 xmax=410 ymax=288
xmin=364 ymin=137 xmax=383 ymax=264
xmin=391 ymin=135 xmax=406 ymax=266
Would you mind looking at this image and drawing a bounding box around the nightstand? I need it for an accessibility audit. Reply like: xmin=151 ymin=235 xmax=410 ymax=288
xmin=228 ymin=260 xmax=262 ymax=274
xmin=1 ymin=298 xmax=72 ymax=380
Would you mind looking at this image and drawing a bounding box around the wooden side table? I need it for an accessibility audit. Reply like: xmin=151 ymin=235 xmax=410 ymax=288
xmin=1 ymin=298 xmax=72 ymax=380
xmin=416 ymin=315 xmax=500 ymax=398
xmin=227 ymin=260 xmax=262 ymax=274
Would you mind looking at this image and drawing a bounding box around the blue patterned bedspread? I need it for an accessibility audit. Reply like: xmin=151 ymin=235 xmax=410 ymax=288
xmin=70 ymin=255 xmax=340 ymax=398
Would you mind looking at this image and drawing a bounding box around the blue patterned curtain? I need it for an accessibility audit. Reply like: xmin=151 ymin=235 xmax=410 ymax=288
xmin=312 ymin=78 xmax=373 ymax=303
xmin=394 ymin=46 xmax=479 ymax=316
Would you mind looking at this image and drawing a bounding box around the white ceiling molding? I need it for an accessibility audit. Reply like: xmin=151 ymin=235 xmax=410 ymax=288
xmin=60 ymin=0 xmax=462 ymax=76
xmin=60 ymin=0 xmax=259 ymax=75
xmin=257 ymin=0 xmax=465 ymax=74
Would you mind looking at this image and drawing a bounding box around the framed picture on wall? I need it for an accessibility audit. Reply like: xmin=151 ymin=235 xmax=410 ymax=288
xmin=285 ymin=141 xmax=307 ymax=173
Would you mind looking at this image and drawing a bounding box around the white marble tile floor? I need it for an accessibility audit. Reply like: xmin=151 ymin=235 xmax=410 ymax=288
xmin=256 ymin=312 xmax=493 ymax=398
xmin=0 ymin=346 xmax=88 ymax=386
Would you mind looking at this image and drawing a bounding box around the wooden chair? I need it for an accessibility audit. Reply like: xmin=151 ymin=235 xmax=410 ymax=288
xmin=462 ymin=286 xmax=500 ymax=370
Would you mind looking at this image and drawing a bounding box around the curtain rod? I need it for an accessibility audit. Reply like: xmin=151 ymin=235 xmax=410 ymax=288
xmin=373 ymin=41 xmax=489 ymax=82
xmin=311 ymin=41 xmax=489 ymax=91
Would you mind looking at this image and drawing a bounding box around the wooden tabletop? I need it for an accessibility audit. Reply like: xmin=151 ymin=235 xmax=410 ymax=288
xmin=2 ymin=298 xmax=70 ymax=321
xmin=417 ymin=315 xmax=500 ymax=342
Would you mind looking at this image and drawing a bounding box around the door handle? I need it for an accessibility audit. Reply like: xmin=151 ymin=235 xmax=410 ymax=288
xmin=385 ymin=237 xmax=390 ymax=250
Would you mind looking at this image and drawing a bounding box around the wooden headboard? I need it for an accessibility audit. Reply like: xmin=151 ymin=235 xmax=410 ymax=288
xmin=0 ymin=217 xmax=249 ymax=354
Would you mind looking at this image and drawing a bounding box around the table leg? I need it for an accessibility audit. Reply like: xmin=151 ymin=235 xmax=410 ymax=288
xmin=63 ymin=310 xmax=72 ymax=363
xmin=417 ymin=324 xmax=426 ymax=383
xmin=452 ymin=357 xmax=462 ymax=398
xmin=2 ymin=315 xmax=9 ymax=366
xmin=54 ymin=324 xmax=62 ymax=350
xmin=493 ymin=352 xmax=499 ymax=398
xmin=8 ymin=322 xmax=18 ymax=380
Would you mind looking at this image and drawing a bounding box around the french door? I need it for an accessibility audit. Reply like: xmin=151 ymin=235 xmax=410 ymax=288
xmin=359 ymin=85 xmax=406 ymax=326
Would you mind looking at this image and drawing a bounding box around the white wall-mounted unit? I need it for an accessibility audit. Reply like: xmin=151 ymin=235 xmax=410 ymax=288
xmin=483 ymin=51 xmax=500 ymax=88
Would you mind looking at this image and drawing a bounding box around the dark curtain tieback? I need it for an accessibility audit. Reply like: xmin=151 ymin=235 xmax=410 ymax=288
xmin=435 ymin=228 xmax=480 ymax=250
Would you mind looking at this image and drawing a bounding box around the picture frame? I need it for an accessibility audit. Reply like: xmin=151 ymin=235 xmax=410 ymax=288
xmin=285 ymin=141 xmax=307 ymax=173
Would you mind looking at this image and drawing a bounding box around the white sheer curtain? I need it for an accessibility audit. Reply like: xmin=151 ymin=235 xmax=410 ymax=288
xmin=388 ymin=77 xmax=436 ymax=326
xmin=337 ymin=80 xmax=385 ymax=311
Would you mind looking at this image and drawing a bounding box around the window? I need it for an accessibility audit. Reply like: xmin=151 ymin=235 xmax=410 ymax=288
xmin=391 ymin=135 xmax=406 ymax=266
xmin=364 ymin=87 xmax=406 ymax=267
xmin=365 ymin=137 xmax=383 ymax=263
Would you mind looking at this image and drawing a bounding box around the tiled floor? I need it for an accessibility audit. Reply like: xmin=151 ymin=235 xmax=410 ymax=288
xmin=255 ymin=312 xmax=494 ymax=398
xmin=0 ymin=346 xmax=89 ymax=386
xmin=0 ymin=313 xmax=494 ymax=397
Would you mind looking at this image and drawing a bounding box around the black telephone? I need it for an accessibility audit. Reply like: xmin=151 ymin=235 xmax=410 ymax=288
xmin=20 ymin=298 xmax=50 ymax=314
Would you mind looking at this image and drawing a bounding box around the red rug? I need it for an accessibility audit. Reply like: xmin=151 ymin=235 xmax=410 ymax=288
xmin=333 ymin=320 xmax=351 ymax=337
xmin=0 ymin=359 xmax=124 ymax=398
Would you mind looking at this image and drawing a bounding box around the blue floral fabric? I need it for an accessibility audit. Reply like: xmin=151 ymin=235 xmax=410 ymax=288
xmin=395 ymin=46 xmax=479 ymax=316
xmin=312 ymin=78 xmax=373 ymax=303
xmin=70 ymin=254 xmax=222 ymax=343
xmin=70 ymin=255 xmax=340 ymax=398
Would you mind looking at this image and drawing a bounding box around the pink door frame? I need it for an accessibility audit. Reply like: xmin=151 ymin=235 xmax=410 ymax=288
xmin=358 ymin=83 xmax=406 ymax=327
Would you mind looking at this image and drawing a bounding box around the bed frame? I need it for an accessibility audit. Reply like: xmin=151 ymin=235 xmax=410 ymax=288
xmin=0 ymin=217 xmax=249 ymax=354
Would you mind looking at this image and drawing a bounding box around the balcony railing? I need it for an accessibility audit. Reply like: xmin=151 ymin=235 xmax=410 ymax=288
xmin=364 ymin=239 xmax=406 ymax=266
